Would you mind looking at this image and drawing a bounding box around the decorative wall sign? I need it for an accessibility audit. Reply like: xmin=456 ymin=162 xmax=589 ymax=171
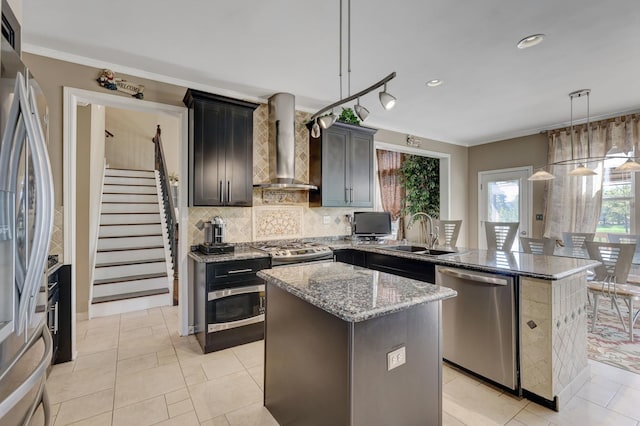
xmin=97 ymin=69 xmax=144 ymax=99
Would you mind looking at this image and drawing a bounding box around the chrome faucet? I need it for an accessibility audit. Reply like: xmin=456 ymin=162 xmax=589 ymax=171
xmin=407 ymin=212 xmax=438 ymax=248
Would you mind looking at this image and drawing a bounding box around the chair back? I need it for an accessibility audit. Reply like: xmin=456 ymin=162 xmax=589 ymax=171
xmin=584 ymin=241 xmax=636 ymax=283
xmin=562 ymin=232 xmax=595 ymax=249
xmin=485 ymin=222 xmax=519 ymax=251
xmin=607 ymin=233 xmax=640 ymax=258
xmin=437 ymin=220 xmax=462 ymax=247
xmin=520 ymin=237 xmax=555 ymax=255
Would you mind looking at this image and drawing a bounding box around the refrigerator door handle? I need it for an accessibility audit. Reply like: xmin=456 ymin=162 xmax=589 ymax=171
xmin=0 ymin=323 xmax=52 ymax=422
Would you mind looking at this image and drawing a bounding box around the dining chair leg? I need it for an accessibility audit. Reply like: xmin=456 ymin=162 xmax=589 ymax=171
xmin=612 ymin=298 xmax=628 ymax=333
xmin=629 ymin=299 xmax=635 ymax=342
xmin=591 ymin=293 xmax=600 ymax=332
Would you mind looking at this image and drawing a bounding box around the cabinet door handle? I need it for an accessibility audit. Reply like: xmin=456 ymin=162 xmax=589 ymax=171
xmin=350 ymin=187 xmax=353 ymax=203
xmin=228 ymin=268 xmax=253 ymax=274
xmin=345 ymin=188 xmax=349 ymax=203
xmin=219 ymin=181 xmax=223 ymax=204
xmin=227 ymin=181 xmax=231 ymax=204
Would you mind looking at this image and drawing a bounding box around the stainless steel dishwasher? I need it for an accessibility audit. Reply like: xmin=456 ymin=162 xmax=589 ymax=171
xmin=436 ymin=266 xmax=518 ymax=391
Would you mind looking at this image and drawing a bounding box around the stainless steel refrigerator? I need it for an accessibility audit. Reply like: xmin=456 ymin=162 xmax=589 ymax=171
xmin=0 ymin=36 xmax=54 ymax=425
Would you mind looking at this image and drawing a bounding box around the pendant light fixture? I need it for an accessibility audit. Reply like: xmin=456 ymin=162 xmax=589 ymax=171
xmin=615 ymin=158 xmax=640 ymax=172
xmin=567 ymin=89 xmax=597 ymax=177
xmin=308 ymin=0 xmax=396 ymax=133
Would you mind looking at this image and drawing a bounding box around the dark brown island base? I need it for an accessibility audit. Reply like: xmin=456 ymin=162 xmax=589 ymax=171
xmin=258 ymin=262 xmax=457 ymax=426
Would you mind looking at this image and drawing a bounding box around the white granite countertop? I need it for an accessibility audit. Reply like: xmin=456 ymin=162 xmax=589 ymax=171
xmin=322 ymin=240 xmax=599 ymax=280
xmin=188 ymin=247 xmax=270 ymax=263
xmin=258 ymin=262 xmax=457 ymax=323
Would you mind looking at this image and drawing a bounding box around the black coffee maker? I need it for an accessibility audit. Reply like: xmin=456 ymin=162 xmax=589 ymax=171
xmin=204 ymin=216 xmax=225 ymax=244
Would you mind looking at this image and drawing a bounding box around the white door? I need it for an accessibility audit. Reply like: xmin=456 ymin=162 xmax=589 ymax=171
xmin=478 ymin=167 xmax=532 ymax=250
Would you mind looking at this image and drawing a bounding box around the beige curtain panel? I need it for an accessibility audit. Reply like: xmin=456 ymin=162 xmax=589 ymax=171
xmin=544 ymin=115 xmax=640 ymax=239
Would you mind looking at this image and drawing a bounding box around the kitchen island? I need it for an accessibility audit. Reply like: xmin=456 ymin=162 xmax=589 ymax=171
xmin=258 ymin=262 xmax=456 ymax=426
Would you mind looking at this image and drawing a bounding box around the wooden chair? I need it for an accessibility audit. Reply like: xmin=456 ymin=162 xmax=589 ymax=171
xmin=436 ymin=220 xmax=462 ymax=247
xmin=485 ymin=222 xmax=519 ymax=251
xmin=519 ymin=237 xmax=555 ymax=255
xmin=585 ymin=241 xmax=640 ymax=342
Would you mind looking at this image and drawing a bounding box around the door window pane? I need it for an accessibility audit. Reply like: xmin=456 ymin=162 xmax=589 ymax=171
xmin=488 ymin=180 xmax=520 ymax=222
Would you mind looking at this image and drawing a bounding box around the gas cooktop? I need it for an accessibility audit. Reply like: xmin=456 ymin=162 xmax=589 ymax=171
xmin=252 ymin=241 xmax=333 ymax=265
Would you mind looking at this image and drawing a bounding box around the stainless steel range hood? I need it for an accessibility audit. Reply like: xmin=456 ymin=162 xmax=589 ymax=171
xmin=253 ymin=93 xmax=317 ymax=191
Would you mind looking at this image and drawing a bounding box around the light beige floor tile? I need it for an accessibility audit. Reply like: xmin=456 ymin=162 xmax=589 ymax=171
xmin=47 ymin=364 xmax=116 ymax=405
xmin=589 ymin=361 xmax=640 ymax=391
xmin=200 ymin=415 xmax=231 ymax=426
xmin=113 ymin=395 xmax=168 ymax=426
xmin=442 ymin=411 xmax=467 ymax=426
xmin=66 ymin=411 xmax=112 ymax=426
xmin=114 ymin=363 xmax=185 ymax=408
xmin=81 ymin=314 xmax=120 ymax=330
xmin=73 ymin=349 xmax=117 ymax=372
xmin=201 ymin=351 xmax=245 ymax=380
xmin=76 ymin=332 xmax=119 ymax=356
xmin=54 ymin=388 xmax=114 ymax=425
xmin=508 ymin=405 xmax=551 ymax=426
xmin=189 ymin=370 xmax=262 ymax=422
xmin=120 ymin=309 xmax=152 ymax=319
xmin=225 ymin=402 xmax=278 ymax=426
xmin=247 ymin=364 xmax=264 ymax=390
xmin=576 ymin=373 xmax=622 ymax=407
xmin=231 ymin=340 xmax=264 ymax=369
xmin=153 ymin=411 xmax=201 ymax=426
xmin=443 ymin=364 xmax=461 ymax=384
xmin=443 ymin=375 xmax=527 ymax=425
xmin=165 ymin=387 xmax=190 ymax=405
xmin=51 ymin=403 xmax=61 ymax=417
xmin=174 ymin=341 xmax=204 ymax=360
xmin=526 ymin=396 xmax=637 ymax=426
xmin=117 ymin=332 xmax=174 ymax=360
xmin=168 ymin=398 xmax=194 ymax=417
xmin=116 ymin=352 xmax=158 ymax=377
xmin=606 ymin=385 xmax=640 ymax=421
xmin=159 ymin=353 xmax=179 ymax=366
xmin=119 ymin=325 xmax=153 ymax=342
xmin=184 ymin=370 xmax=207 ymax=386
xmin=120 ymin=312 xmax=165 ymax=331
xmin=48 ymin=360 xmax=75 ymax=378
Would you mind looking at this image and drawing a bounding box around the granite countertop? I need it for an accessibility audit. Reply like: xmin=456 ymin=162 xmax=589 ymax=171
xmin=258 ymin=262 xmax=457 ymax=323
xmin=321 ymin=239 xmax=599 ymax=280
xmin=188 ymin=247 xmax=269 ymax=263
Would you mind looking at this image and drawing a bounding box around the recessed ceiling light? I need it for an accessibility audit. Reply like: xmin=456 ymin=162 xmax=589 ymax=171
xmin=517 ymin=34 xmax=545 ymax=49
xmin=426 ymin=79 xmax=443 ymax=87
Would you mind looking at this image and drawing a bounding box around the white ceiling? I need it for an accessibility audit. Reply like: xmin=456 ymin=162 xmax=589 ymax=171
xmin=21 ymin=0 xmax=640 ymax=146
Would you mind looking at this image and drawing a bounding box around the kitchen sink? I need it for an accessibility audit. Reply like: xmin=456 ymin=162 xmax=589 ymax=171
xmin=381 ymin=246 xmax=457 ymax=256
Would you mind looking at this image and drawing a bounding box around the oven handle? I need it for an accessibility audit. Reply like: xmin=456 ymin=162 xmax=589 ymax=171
xmin=208 ymin=284 xmax=265 ymax=302
xmin=208 ymin=314 xmax=264 ymax=333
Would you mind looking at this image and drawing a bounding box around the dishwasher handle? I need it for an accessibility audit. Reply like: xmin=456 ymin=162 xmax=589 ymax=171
xmin=438 ymin=268 xmax=509 ymax=286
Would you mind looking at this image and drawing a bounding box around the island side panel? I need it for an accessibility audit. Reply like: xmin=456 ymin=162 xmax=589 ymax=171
xmin=520 ymin=273 xmax=589 ymax=409
xmin=351 ymin=302 xmax=442 ymax=426
xmin=264 ymin=283 xmax=350 ymax=426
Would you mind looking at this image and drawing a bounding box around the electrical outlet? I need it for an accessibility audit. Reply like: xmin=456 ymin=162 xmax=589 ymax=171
xmin=387 ymin=346 xmax=406 ymax=371
xmin=323 ymin=215 xmax=331 ymax=225
xmin=536 ymin=213 xmax=544 ymax=221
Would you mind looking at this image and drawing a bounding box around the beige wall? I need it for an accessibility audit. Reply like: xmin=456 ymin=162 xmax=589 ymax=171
xmin=75 ymin=105 xmax=91 ymax=313
xmin=89 ymin=105 xmax=106 ymax=285
xmin=105 ymin=107 xmax=180 ymax=174
xmin=467 ymin=133 xmax=548 ymax=248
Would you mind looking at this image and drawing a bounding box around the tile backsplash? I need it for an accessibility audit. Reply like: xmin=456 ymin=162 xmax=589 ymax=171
xmin=187 ymin=104 xmax=364 ymax=244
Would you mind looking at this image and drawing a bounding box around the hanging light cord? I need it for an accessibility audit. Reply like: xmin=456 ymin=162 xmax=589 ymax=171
xmin=339 ymin=0 xmax=342 ymax=100
xmin=348 ymin=0 xmax=351 ymax=97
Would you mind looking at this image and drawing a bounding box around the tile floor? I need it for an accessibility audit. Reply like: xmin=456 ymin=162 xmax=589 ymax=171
xmin=37 ymin=306 xmax=640 ymax=426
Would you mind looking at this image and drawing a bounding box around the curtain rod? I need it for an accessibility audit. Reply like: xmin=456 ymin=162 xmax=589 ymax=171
xmin=542 ymin=112 xmax=640 ymax=135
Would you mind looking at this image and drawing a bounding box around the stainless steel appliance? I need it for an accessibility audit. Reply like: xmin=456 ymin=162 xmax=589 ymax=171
xmin=252 ymin=241 xmax=333 ymax=267
xmin=437 ymin=266 xmax=518 ymax=392
xmin=208 ymin=283 xmax=265 ymax=333
xmin=0 ymin=37 xmax=55 ymax=425
xmin=203 ymin=216 xmax=225 ymax=244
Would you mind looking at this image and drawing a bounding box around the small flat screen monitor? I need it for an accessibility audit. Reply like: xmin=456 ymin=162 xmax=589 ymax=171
xmin=353 ymin=212 xmax=392 ymax=237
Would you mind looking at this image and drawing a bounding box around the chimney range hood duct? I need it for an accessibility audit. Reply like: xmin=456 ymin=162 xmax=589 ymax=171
xmin=253 ymin=93 xmax=317 ymax=191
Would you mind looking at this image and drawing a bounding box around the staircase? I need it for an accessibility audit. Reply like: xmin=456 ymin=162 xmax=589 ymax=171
xmin=90 ymin=168 xmax=173 ymax=318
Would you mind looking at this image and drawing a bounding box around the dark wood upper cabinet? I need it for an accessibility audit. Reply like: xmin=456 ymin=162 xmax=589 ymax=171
xmin=184 ymin=90 xmax=259 ymax=206
xmin=309 ymin=121 xmax=376 ymax=207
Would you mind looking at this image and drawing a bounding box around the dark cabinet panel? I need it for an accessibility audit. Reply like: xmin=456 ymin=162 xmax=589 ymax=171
xmin=366 ymin=252 xmax=436 ymax=284
xmin=334 ymin=249 xmax=367 ymax=267
xmin=309 ymin=121 xmax=376 ymax=207
xmin=184 ymin=90 xmax=258 ymax=206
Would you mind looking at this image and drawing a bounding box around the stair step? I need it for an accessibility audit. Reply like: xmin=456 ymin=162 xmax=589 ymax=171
xmin=94 ymin=272 xmax=168 ymax=286
xmin=101 ymin=203 xmax=160 ymax=214
xmin=99 ymin=224 xmax=163 ymax=237
xmin=97 ymin=245 xmax=164 ymax=253
xmin=104 ymin=176 xmax=156 ymax=186
xmin=100 ymin=213 xmax=161 ymax=225
xmin=96 ymin=258 xmax=166 ymax=268
xmin=94 ymin=261 xmax=167 ymax=281
xmin=103 ymin=184 xmax=157 ymax=194
xmin=96 ymin=247 xmax=166 ymax=264
xmin=92 ymin=288 xmax=169 ymax=304
xmin=105 ymin=169 xmax=156 ymax=178
xmin=103 ymin=193 xmax=158 ymax=203
xmin=98 ymin=235 xmax=164 ymax=250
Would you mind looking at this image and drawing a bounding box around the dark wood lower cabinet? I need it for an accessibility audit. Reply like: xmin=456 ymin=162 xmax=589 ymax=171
xmin=366 ymin=252 xmax=436 ymax=284
xmin=334 ymin=249 xmax=367 ymax=267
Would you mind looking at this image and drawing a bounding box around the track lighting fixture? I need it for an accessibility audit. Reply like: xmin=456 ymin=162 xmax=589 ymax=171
xmin=354 ymin=98 xmax=369 ymax=121
xmin=379 ymin=83 xmax=397 ymax=110
xmin=318 ymin=113 xmax=338 ymax=129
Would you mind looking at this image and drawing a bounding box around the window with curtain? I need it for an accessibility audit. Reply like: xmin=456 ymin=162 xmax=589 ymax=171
xmin=376 ymin=149 xmax=405 ymax=238
xmin=544 ymin=115 xmax=640 ymax=239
